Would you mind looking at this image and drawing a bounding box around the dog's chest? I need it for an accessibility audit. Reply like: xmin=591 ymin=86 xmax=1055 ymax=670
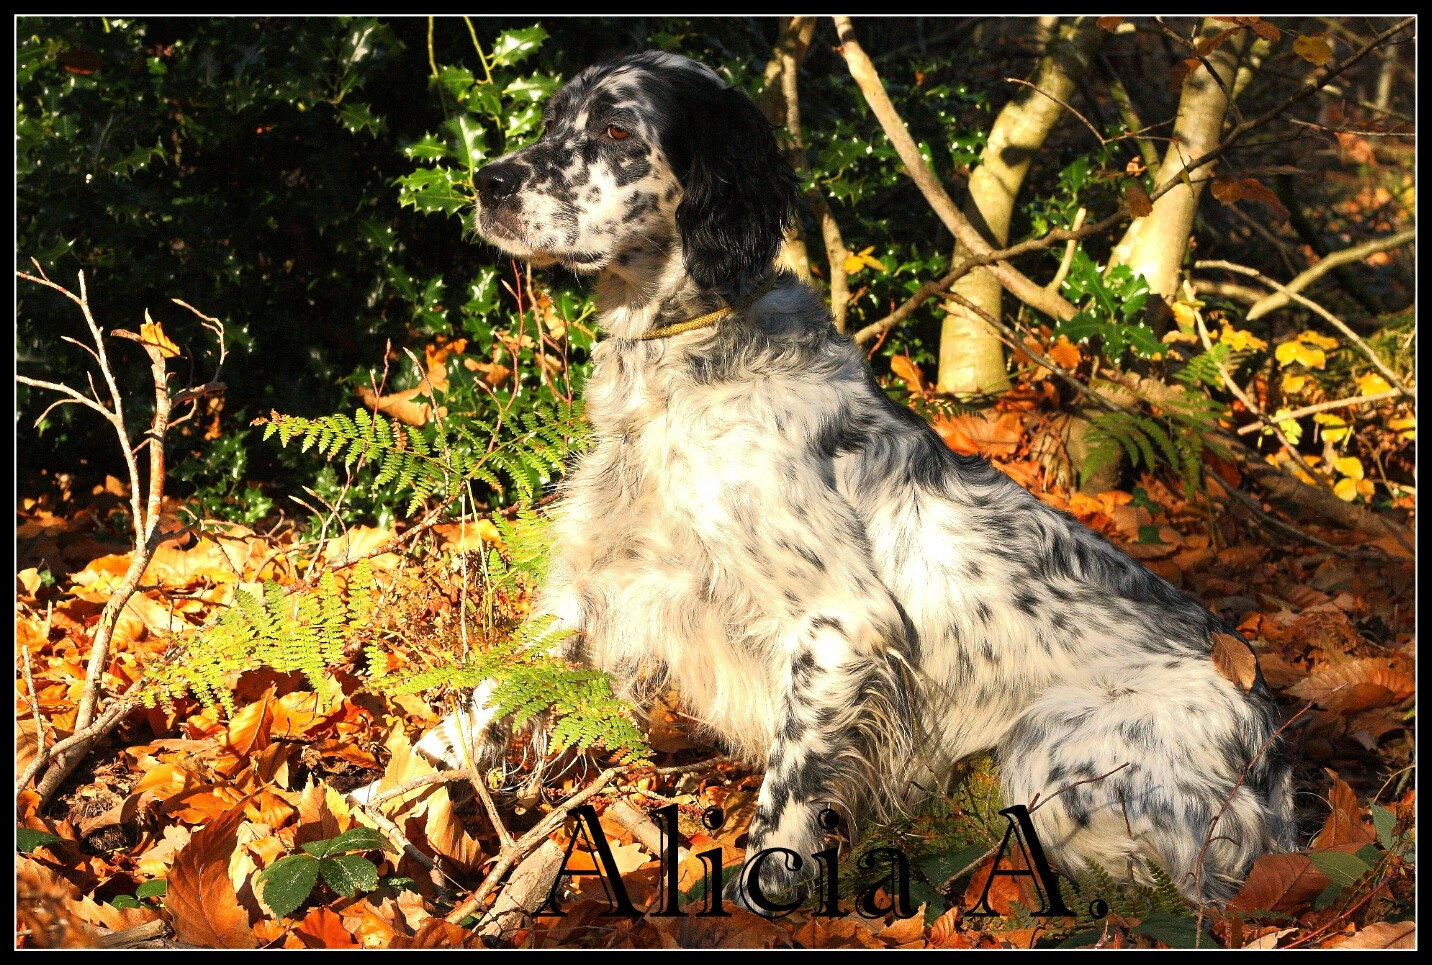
xmin=578 ymin=348 xmax=794 ymax=531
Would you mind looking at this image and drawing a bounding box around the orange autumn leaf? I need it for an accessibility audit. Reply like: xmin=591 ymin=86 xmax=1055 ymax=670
xmin=163 ymin=797 xmax=259 ymax=948
xmin=140 ymin=314 xmax=182 ymax=358
xmin=1211 ymin=632 xmax=1260 ymax=693
xmin=1047 ymin=336 xmax=1081 ymax=371
xmin=889 ymin=354 xmax=924 ymax=391
xmin=1313 ymin=768 xmax=1376 ymax=848
xmin=294 ymin=906 xmax=361 ymax=949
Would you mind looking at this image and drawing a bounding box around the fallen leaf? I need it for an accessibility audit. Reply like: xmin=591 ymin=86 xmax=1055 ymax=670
xmin=889 ymin=354 xmax=924 ymax=392
xmin=293 ymin=906 xmax=360 ymax=948
xmin=1329 ymin=920 xmax=1416 ymax=949
xmin=163 ymin=796 xmax=260 ymax=947
xmin=1227 ymin=852 xmax=1330 ymax=914
xmin=1288 ymin=660 xmax=1415 ymax=714
xmin=1312 ymin=769 xmax=1376 ymax=848
xmin=1211 ymin=632 xmax=1260 ymax=692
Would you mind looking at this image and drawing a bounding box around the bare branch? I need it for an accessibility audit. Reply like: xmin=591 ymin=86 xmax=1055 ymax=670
xmin=833 ymin=16 xmax=1079 ymax=323
xmin=1246 ymin=228 xmax=1416 ymax=321
xmin=1236 ymin=390 xmax=1403 ymax=435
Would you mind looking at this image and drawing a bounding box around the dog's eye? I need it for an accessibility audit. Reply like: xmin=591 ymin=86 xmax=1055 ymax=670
xmin=605 ymin=124 xmax=631 ymax=141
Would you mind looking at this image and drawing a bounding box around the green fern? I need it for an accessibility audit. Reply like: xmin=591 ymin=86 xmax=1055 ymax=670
xmin=260 ymin=401 xmax=587 ymax=513
xmin=140 ymin=561 xmax=377 ymax=714
xmin=375 ymin=615 xmax=651 ymax=765
xmin=1082 ymin=380 xmax=1229 ymax=497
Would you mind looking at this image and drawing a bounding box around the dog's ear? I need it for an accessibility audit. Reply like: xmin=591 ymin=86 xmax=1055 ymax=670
xmin=675 ymin=84 xmax=801 ymax=297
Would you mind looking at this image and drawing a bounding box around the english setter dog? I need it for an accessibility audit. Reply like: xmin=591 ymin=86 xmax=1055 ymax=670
xmin=416 ymin=49 xmax=1294 ymax=909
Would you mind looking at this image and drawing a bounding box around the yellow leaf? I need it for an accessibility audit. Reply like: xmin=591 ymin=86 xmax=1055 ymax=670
xmin=1281 ymin=373 xmax=1308 ymax=394
xmin=1218 ymin=324 xmax=1267 ymax=352
xmin=1293 ymin=34 xmax=1334 ymax=67
xmin=1314 ymin=413 xmax=1350 ymax=443
xmin=1170 ymin=302 xmax=1199 ymax=327
xmin=1275 ymin=339 xmax=1326 ymax=369
xmin=1332 ymin=456 xmax=1364 ymax=480
xmin=1334 ymin=477 xmax=1358 ymax=502
xmin=843 ymin=245 xmax=884 ymax=275
xmin=1300 ymin=330 xmax=1339 ymax=350
xmin=1356 ymin=372 xmax=1392 ymax=396
xmin=140 ymin=316 xmax=181 ymax=359
xmin=1388 ymin=415 xmax=1416 ymax=440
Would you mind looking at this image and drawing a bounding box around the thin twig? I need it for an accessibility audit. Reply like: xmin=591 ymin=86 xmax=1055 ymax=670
xmin=20 ymin=646 xmax=45 ymax=765
xmin=1236 ymin=390 xmax=1403 ymax=435
xmin=1191 ymin=702 xmax=1315 ymax=926
xmin=445 ymin=766 xmax=622 ymax=924
xmin=1028 ymin=762 xmax=1131 ymax=813
xmin=1196 ymin=259 xmax=1412 ymax=399
xmin=833 ymin=16 xmax=1079 ymax=324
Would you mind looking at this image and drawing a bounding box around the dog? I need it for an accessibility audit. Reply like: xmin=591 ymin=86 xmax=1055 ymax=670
xmin=416 ymin=49 xmax=1294 ymax=909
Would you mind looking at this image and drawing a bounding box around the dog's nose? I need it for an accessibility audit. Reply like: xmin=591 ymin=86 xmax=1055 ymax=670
xmin=475 ymin=161 xmax=523 ymax=206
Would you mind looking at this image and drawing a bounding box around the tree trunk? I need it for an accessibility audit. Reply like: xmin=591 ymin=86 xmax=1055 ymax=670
xmin=938 ymin=17 xmax=1105 ymax=396
xmin=1107 ymin=18 xmax=1250 ymax=301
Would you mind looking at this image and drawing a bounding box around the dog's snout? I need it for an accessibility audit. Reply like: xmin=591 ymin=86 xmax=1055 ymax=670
xmin=475 ymin=161 xmax=524 ymax=206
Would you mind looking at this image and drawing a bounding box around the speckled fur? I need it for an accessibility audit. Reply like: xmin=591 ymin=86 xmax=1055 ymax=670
xmin=417 ymin=50 xmax=1294 ymax=906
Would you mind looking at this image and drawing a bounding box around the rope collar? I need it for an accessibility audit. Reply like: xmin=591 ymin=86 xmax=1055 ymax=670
xmin=629 ymin=275 xmax=778 ymax=341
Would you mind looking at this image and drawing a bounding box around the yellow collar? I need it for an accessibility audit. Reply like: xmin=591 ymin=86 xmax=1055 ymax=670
xmin=630 ymin=275 xmax=778 ymax=341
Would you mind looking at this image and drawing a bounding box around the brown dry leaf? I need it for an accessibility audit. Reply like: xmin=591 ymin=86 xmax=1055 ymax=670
xmin=1227 ymin=852 xmax=1331 ymax=914
xmin=66 ymin=894 xmax=163 ymax=932
xmin=1288 ymin=660 xmax=1415 ymax=714
xmin=341 ymin=897 xmax=405 ymax=948
xmin=1242 ymin=926 xmax=1295 ymax=949
xmin=927 ymin=907 xmax=965 ymax=948
xmin=214 ymin=686 xmax=275 ymax=775
xmin=432 ymin=518 xmax=502 ymax=553
xmin=293 ymin=906 xmax=360 ymax=949
xmin=1097 ymin=16 xmax=1124 ymax=31
xmin=1312 ymin=768 xmax=1376 ymax=848
xmin=18 ymin=854 xmax=96 ymax=948
xmin=321 ymin=525 xmax=400 ymax=569
xmin=876 ymin=906 xmax=928 ymax=947
xmin=1125 ymin=180 xmax=1152 ymax=217
xmin=1211 ymin=632 xmax=1260 ymax=693
xmin=392 ymin=918 xmax=476 ymax=948
xmin=296 ymin=779 xmax=353 ymax=847
xmin=163 ymin=796 xmax=260 ymax=947
xmin=1329 ymin=920 xmax=1416 ymax=949
xmin=422 ymin=785 xmax=487 ymax=872
xmin=135 ymin=823 xmax=193 ymax=877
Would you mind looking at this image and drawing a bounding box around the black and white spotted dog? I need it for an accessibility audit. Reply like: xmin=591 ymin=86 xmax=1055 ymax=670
xmin=419 ymin=49 xmax=1295 ymax=907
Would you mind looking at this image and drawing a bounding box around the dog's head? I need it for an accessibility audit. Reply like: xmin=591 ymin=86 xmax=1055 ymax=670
xmin=473 ymin=50 xmax=799 ymax=298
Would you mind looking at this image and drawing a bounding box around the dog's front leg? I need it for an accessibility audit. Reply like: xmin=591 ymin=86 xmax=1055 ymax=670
xmin=726 ymin=585 xmax=916 ymax=913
